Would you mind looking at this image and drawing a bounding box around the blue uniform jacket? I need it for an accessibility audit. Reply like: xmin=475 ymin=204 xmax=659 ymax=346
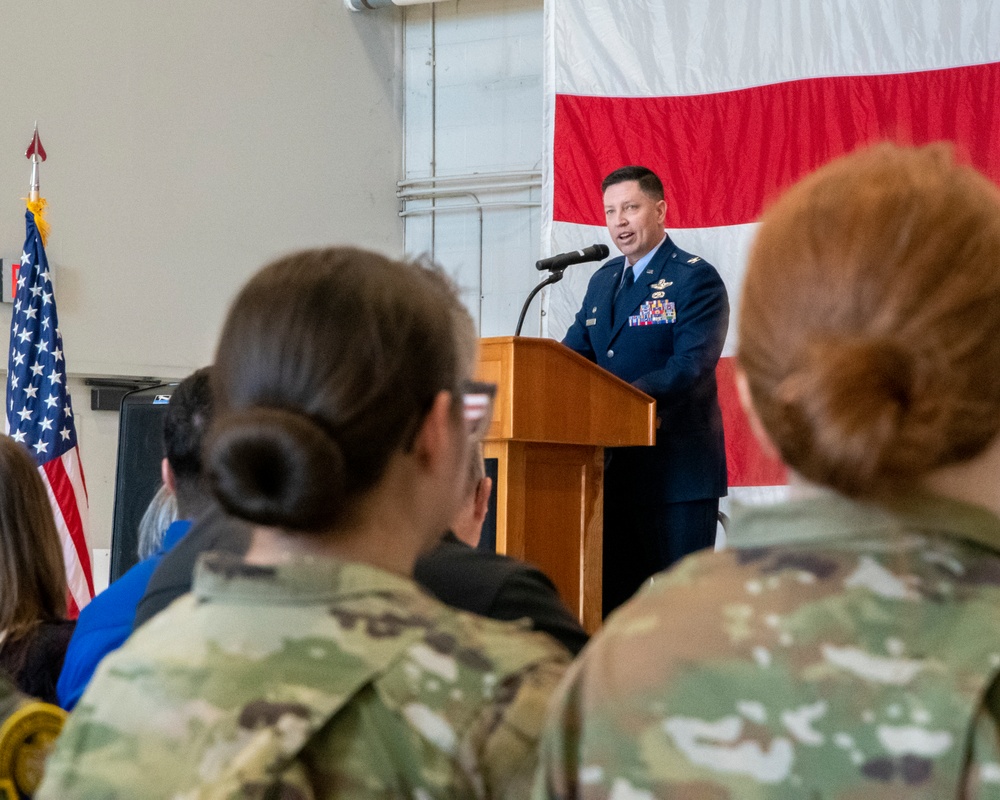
xmin=562 ymin=235 xmax=729 ymax=503
xmin=57 ymin=519 xmax=192 ymax=711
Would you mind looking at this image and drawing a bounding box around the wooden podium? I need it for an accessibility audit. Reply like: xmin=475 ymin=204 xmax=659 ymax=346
xmin=476 ymin=337 xmax=655 ymax=633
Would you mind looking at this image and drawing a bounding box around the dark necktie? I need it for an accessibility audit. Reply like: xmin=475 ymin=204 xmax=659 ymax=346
xmin=613 ymin=266 xmax=635 ymax=324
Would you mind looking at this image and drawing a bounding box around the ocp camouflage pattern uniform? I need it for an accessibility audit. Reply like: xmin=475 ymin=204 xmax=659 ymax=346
xmin=533 ymin=490 xmax=1000 ymax=799
xmin=37 ymin=552 xmax=571 ymax=799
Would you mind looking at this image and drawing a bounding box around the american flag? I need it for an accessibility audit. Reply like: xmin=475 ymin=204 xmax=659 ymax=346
xmin=6 ymin=206 xmax=93 ymax=616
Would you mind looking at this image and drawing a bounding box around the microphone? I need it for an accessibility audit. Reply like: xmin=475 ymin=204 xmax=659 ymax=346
xmin=535 ymin=244 xmax=610 ymax=272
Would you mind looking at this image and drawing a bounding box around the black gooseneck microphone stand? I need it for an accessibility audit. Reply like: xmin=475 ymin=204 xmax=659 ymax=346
xmin=514 ymin=270 xmax=564 ymax=336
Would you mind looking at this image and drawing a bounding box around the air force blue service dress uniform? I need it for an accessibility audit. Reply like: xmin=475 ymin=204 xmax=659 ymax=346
xmin=563 ymin=235 xmax=729 ymax=614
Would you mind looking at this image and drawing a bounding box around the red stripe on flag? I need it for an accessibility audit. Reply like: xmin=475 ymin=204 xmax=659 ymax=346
xmin=554 ymin=61 xmax=1000 ymax=229
xmin=716 ymin=357 xmax=786 ymax=488
xmin=43 ymin=453 xmax=94 ymax=594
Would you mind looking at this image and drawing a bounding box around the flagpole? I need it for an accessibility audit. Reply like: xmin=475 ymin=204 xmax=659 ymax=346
xmin=26 ymin=122 xmax=46 ymax=204
xmin=24 ymin=125 xmax=50 ymax=246
xmin=10 ymin=126 xmax=94 ymax=614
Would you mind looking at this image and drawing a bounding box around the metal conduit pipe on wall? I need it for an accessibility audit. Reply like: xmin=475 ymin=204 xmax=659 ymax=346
xmin=398 ymin=171 xmax=542 ymax=189
xmin=397 ymin=168 xmax=542 ymax=325
xmin=344 ymin=0 xmax=448 ymax=10
xmin=397 ymin=172 xmax=542 ymax=201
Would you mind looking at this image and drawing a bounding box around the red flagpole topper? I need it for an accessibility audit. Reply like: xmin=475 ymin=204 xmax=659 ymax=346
xmin=25 ymin=124 xmax=46 ymax=161
xmin=25 ymin=123 xmax=46 ymax=203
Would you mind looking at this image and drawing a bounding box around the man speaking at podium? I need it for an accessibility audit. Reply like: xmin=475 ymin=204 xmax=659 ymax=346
xmin=562 ymin=166 xmax=729 ymax=616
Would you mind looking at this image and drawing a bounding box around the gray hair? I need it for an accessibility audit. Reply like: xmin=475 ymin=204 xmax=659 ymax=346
xmin=136 ymin=484 xmax=178 ymax=561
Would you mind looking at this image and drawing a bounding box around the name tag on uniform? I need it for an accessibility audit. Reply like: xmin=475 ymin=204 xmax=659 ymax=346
xmin=629 ymin=300 xmax=676 ymax=326
xmin=585 ymin=318 xmax=597 ymax=326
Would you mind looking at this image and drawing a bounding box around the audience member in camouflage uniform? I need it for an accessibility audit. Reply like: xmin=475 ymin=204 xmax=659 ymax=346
xmin=532 ymin=144 xmax=1000 ymax=798
xmin=38 ymin=247 xmax=569 ymax=799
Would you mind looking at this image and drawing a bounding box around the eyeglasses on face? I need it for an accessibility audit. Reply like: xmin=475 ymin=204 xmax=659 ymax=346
xmin=462 ymin=380 xmax=497 ymax=440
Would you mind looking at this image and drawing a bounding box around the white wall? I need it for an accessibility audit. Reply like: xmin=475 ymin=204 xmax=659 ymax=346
xmin=402 ymin=0 xmax=546 ymax=336
xmin=0 ymin=0 xmax=404 ymax=554
xmin=70 ymin=378 xmax=123 ymax=554
xmin=0 ymin=0 xmax=546 ymax=564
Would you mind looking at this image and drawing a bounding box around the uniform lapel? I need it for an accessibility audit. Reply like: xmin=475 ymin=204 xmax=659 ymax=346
xmin=592 ymin=259 xmax=627 ymax=354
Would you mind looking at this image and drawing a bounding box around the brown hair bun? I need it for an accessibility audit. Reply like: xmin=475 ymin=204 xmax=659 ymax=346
xmin=739 ymin=143 xmax=1000 ymax=497
xmin=772 ymin=336 xmax=936 ymax=495
xmin=207 ymin=408 xmax=346 ymax=531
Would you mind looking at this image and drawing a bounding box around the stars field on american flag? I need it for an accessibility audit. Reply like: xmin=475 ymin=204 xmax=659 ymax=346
xmin=6 ymin=217 xmax=75 ymax=458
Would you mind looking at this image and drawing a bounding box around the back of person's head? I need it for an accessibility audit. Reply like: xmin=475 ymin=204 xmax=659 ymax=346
xmin=207 ymin=246 xmax=475 ymax=533
xmin=163 ymin=367 xmax=214 ymax=518
xmin=0 ymin=437 xmax=66 ymax=639
xmin=739 ymin=142 xmax=1000 ymax=497
xmin=601 ymin=165 xmax=664 ymax=201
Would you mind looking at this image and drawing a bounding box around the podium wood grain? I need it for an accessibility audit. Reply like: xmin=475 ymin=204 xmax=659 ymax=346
xmin=477 ymin=337 xmax=654 ymax=633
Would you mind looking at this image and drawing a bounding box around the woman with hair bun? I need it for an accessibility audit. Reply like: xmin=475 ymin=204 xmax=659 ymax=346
xmin=533 ymin=144 xmax=1000 ymax=798
xmin=40 ymin=247 xmax=569 ymax=799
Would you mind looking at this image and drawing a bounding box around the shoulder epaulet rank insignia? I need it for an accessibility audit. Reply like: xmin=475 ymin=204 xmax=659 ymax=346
xmin=687 ymin=256 xmax=701 ymax=264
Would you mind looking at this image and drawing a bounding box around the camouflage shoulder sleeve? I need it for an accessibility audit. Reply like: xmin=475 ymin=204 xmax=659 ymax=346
xmin=38 ymin=573 xmax=571 ymax=799
xmin=964 ymin=679 xmax=1000 ymax=798
xmin=470 ymin=658 xmax=569 ymax=799
xmin=37 ymin=592 xmax=431 ymax=799
xmin=530 ymin=654 xmax=588 ymax=800
xmin=429 ymin=611 xmax=572 ymax=799
xmin=532 ymin=537 xmax=1000 ymax=799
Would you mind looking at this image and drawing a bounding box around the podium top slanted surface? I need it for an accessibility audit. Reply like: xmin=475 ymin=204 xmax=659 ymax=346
xmin=476 ymin=336 xmax=655 ymax=447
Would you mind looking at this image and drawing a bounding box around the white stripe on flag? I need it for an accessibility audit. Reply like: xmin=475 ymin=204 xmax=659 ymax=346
xmin=62 ymin=445 xmax=90 ymax=508
xmin=550 ymin=0 xmax=1000 ymax=96
xmin=60 ymin=448 xmax=92 ymax=607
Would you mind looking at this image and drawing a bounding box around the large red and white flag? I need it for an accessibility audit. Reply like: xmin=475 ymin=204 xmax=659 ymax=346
xmin=543 ymin=0 xmax=1000 ymax=494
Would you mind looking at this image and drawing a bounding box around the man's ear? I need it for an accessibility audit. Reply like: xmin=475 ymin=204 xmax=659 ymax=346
xmin=409 ymin=390 xmax=456 ymax=472
xmin=471 ymin=476 xmax=492 ymax=528
xmin=735 ymin=366 xmax=781 ymax=463
xmin=655 ymin=198 xmax=667 ymax=226
xmin=161 ymin=458 xmax=177 ymax=496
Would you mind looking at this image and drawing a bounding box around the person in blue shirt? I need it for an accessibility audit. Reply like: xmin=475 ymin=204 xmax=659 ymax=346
xmin=57 ymin=367 xmax=214 ymax=710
